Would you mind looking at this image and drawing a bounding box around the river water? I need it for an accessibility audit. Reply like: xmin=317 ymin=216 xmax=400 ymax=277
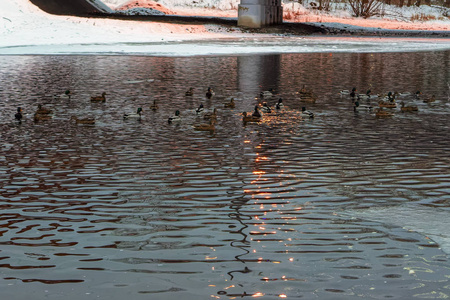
xmin=0 ymin=51 xmax=449 ymax=299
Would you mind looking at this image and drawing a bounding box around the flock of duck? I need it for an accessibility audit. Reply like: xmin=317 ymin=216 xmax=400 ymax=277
xmin=13 ymin=84 xmax=437 ymax=130
xmin=341 ymin=87 xmax=437 ymax=117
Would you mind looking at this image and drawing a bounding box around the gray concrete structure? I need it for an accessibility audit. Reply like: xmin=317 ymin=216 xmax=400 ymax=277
xmin=238 ymin=0 xmax=283 ymax=28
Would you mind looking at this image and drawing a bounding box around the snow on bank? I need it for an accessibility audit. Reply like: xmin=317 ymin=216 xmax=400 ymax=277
xmin=0 ymin=0 xmax=237 ymax=51
xmin=0 ymin=0 xmax=450 ymax=56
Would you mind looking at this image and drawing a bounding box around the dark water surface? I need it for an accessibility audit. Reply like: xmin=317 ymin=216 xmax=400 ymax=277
xmin=0 ymin=51 xmax=449 ymax=299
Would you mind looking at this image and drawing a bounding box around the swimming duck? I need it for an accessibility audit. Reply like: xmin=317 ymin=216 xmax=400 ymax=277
xmin=297 ymin=86 xmax=317 ymax=103
xmin=358 ymin=89 xmax=374 ymax=100
xmin=400 ymin=101 xmax=418 ymax=112
xmin=242 ymin=111 xmax=261 ymax=123
xmin=185 ymin=87 xmax=194 ymax=96
xmin=71 ymin=116 xmax=96 ymax=125
xmin=90 ymin=92 xmax=106 ymax=102
xmin=193 ymin=119 xmax=215 ymax=131
xmin=375 ymin=107 xmax=392 ymax=117
xmin=34 ymin=112 xmax=52 ymax=122
xmin=260 ymin=88 xmax=275 ymax=98
xmin=54 ymin=90 xmax=72 ymax=99
xmin=261 ymin=102 xmax=272 ymax=113
xmin=196 ymin=103 xmax=204 ymax=114
xmin=301 ymin=106 xmax=314 ymax=119
xmin=206 ymin=87 xmax=215 ymax=99
xmin=203 ymin=108 xmax=217 ymax=121
xmin=423 ymin=95 xmax=436 ymax=103
xmin=339 ymin=89 xmax=350 ymax=95
xmin=252 ymin=105 xmax=262 ymax=118
xmin=353 ymin=101 xmax=373 ymax=112
xmin=224 ymin=98 xmax=235 ymax=108
xmin=15 ymin=107 xmax=22 ymax=121
xmin=168 ymin=110 xmax=181 ymax=123
xmin=123 ymin=108 xmax=143 ymax=120
xmin=150 ymin=100 xmax=158 ymax=111
xmin=378 ymin=100 xmax=396 ymax=108
xmin=276 ymin=98 xmax=284 ymax=110
xmin=350 ymin=87 xmax=357 ymax=98
xmin=36 ymin=104 xmax=52 ymax=115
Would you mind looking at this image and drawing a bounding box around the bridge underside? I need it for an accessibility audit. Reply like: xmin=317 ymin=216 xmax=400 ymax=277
xmin=29 ymin=0 xmax=283 ymax=27
xmin=28 ymin=0 xmax=105 ymax=16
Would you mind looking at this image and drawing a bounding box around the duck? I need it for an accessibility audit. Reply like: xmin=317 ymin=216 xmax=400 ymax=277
xmin=242 ymin=111 xmax=261 ymax=123
xmin=423 ymin=95 xmax=436 ymax=103
xmin=350 ymin=87 xmax=357 ymax=98
xmin=34 ymin=112 xmax=52 ymax=122
xmin=168 ymin=110 xmax=181 ymax=123
xmin=378 ymin=100 xmax=396 ymax=108
xmin=193 ymin=119 xmax=215 ymax=131
xmin=375 ymin=107 xmax=393 ymax=117
xmin=252 ymin=105 xmax=262 ymax=118
xmin=150 ymin=100 xmax=158 ymax=111
xmin=260 ymin=102 xmax=272 ymax=114
xmin=185 ymin=87 xmax=194 ymax=96
xmin=301 ymin=106 xmax=314 ymax=119
xmin=54 ymin=90 xmax=72 ymax=100
xmin=397 ymin=91 xmax=411 ymax=97
xmin=358 ymin=89 xmax=374 ymax=100
xmin=36 ymin=104 xmax=52 ymax=115
xmin=400 ymin=101 xmax=418 ymax=112
xmin=71 ymin=116 xmax=95 ymax=125
xmin=414 ymin=90 xmax=422 ymax=99
xmin=224 ymin=98 xmax=235 ymax=108
xmin=15 ymin=107 xmax=22 ymax=121
xmin=297 ymin=86 xmax=317 ymax=103
xmin=276 ymin=98 xmax=284 ymax=110
xmin=196 ymin=103 xmax=204 ymax=114
xmin=90 ymin=92 xmax=106 ymax=102
xmin=123 ymin=107 xmax=143 ymax=120
xmin=206 ymin=87 xmax=215 ymax=99
xmin=353 ymin=101 xmax=373 ymax=112
xmin=260 ymin=90 xmax=273 ymax=98
xmin=203 ymin=108 xmax=217 ymax=121
xmin=339 ymin=89 xmax=350 ymax=95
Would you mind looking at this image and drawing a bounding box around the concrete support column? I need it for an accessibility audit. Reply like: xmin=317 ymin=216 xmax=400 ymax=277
xmin=238 ymin=0 xmax=283 ymax=28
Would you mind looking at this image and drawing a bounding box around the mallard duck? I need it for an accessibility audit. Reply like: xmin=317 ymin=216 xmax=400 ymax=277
xmin=150 ymin=100 xmax=158 ymax=111
xmin=378 ymin=100 xmax=396 ymax=108
xmin=414 ymin=91 xmax=422 ymax=98
xmin=15 ymin=107 xmax=22 ymax=121
xmin=54 ymin=90 xmax=72 ymax=99
xmin=400 ymin=102 xmax=418 ymax=112
xmin=252 ymin=105 xmax=262 ymax=118
xmin=358 ymin=89 xmax=375 ymax=100
xmin=224 ymin=98 xmax=235 ymax=108
xmin=276 ymin=98 xmax=284 ymax=110
xmin=354 ymin=101 xmax=372 ymax=112
xmin=123 ymin=108 xmax=143 ymax=120
xmin=261 ymin=102 xmax=272 ymax=114
xmin=34 ymin=112 xmax=52 ymax=122
xmin=349 ymin=87 xmax=357 ymax=98
xmin=71 ymin=116 xmax=95 ymax=125
xmin=196 ymin=103 xmax=204 ymax=114
xmin=242 ymin=111 xmax=261 ymax=123
xmin=185 ymin=87 xmax=194 ymax=96
xmin=423 ymin=95 xmax=436 ymax=103
xmin=206 ymin=87 xmax=215 ymax=99
xmin=375 ymin=107 xmax=392 ymax=117
xmin=203 ymin=108 xmax=217 ymax=121
xmin=301 ymin=106 xmax=314 ymax=119
xmin=297 ymin=86 xmax=317 ymax=103
xmin=36 ymin=104 xmax=52 ymax=115
xmin=260 ymin=89 xmax=274 ymax=98
xmin=193 ymin=119 xmax=215 ymax=131
xmin=90 ymin=92 xmax=106 ymax=102
xmin=168 ymin=110 xmax=181 ymax=123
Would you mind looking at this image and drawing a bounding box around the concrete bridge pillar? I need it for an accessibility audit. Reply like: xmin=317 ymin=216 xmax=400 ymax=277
xmin=238 ymin=0 xmax=283 ymax=28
